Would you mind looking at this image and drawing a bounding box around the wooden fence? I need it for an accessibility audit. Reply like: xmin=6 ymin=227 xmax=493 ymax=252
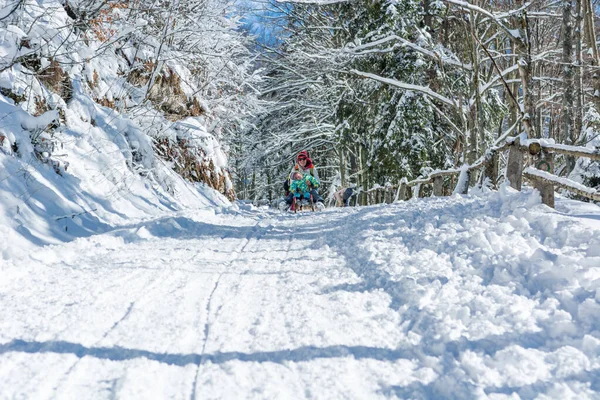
xmin=360 ymin=137 xmax=600 ymax=208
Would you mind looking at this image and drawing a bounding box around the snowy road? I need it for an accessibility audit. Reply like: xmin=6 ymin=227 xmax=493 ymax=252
xmin=2 ymin=190 xmax=600 ymax=399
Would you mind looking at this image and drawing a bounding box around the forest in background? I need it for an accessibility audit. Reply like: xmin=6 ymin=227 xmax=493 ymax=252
xmin=1 ymin=0 xmax=599 ymax=205
xmin=236 ymin=0 xmax=600 ymax=204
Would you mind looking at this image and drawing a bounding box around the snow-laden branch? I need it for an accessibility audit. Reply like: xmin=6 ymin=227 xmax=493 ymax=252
xmin=346 ymin=35 xmax=472 ymax=71
xmin=533 ymin=49 xmax=562 ymax=62
xmin=260 ymin=79 xmax=324 ymax=96
xmin=443 ymin=0 xmax=521 ymax=41
xmin=527 ymin=12 xmax=561 ymax=18
xmin=493 ymin=1 xmax=532 ymax=19
xmin=349 ymin=46 xmax=398 ymax=55
xmin=471 ymin=64 xmax=519 ymax=106
xmin=345 ymin=36 xmax=396 ymax=52
xmin=350 ymin=70 xmax=459 ymax=109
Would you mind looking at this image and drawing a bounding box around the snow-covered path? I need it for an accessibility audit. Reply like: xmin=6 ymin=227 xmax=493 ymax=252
xmin=2 ymin=190 xmax=600 ymax=399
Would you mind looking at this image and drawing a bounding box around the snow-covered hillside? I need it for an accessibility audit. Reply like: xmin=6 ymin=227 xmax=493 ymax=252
xmin=2 ymin=188 xmax=600 ymax=399
xmin=0 ymin=83 xmax=232 ymax=259
xmin=0 ymin=0 xmax=263 ymax=258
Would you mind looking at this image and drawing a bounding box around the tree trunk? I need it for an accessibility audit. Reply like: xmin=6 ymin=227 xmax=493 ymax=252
xmin=423 ymin=0 xmax=433 ymax=33
xmin=358 ymin=144 xmax=368 ymax=205
xmin=560 ymin=0 xmax=585 ymax=176
xmin=484 ymin=152 xmax=499 ymax=189
xmin=348 ymin=146 xmax=358 ymax=186
xmin=562 ymin=0 xmax=574 ymax=144
xmin=574 ymin=0 xmax=583 ymax=146
xmin=267 ymin=170 xmax=272 ymax=201
xmin=510 ymin=40 xmax=520 ymax=133
xmin=340 ymin=147 xmax=346 ymax=187
xmin=532 ymin=151 xmax=555 ymax=207
xmin=512 ymin=3 xmax=536 ymax=138
xmin=251 ymin=170 xmax=256 ymax=201
xmin=398 ymin=181 xmax=407 ymax=201
xmin=468 ymin=11 xmax=481 ymax=165
xmin=584 ymin=0 xmax=600 ymax=113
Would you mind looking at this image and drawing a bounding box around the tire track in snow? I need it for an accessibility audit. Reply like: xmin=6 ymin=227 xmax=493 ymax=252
xmin=266 ymin=214 xmax=307 ymax=390
xmin=194 ymin=213 xmax=307 ymax=395
xmin=264 ymin=214 xmax=301 ymax=354
xmin=50 ymin=301 xmax=136 ymax=397
xmin=200 ymin=274 xmax=227 ymax=357
xmin=188 ymin=219 xmax=265 ymax=400
xmin=50 ymin=268 xmax=172 ymax=398
xmin=101 ymin=302 xmax=136 ymax=340
xmin=2 ymin=257 xmax=153 ymax=398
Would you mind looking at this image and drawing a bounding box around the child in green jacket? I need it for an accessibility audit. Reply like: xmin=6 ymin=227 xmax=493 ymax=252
xmin=290 ymin=171 xmax=320 ymax=201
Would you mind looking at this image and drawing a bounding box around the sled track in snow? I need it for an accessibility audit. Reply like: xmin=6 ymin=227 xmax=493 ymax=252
xmin=49 ymin=268 xmax=172 ymax=397
xmin=189 ymin=218 xmax=270 ymax=399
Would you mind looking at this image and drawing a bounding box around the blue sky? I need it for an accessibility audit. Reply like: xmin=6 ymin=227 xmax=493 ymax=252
xmin=239 ymin=0 xmax=290 ymax=46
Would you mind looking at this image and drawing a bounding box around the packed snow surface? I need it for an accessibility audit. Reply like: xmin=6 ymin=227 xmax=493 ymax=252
xmin=2 ymin=188 xmax=600 ymax=399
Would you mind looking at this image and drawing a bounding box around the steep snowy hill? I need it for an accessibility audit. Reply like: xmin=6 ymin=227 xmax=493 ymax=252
xmin=2 ymin=188 xmax=600 ymax=399
xmin=0 ymin=0 xmax=260 ymax=258
xmin=0 ymin=88 xmax=232 ymax=259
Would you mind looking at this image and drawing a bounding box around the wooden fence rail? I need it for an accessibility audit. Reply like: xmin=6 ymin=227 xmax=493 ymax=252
xmin=361 ymin=137 xmax=600 ymax=208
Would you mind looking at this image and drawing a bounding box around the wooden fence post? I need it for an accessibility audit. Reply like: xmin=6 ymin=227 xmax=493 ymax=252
xmin=506 ymin=139 xmax=524 ymax=190
xmin=449 ymin=175 xmax=456 ymax=196
xmin=533 ymin=150 xmax=555 ymax=207
xmin=417 ymin=183 xmax=424 ymax=198
xmin=359 ymin=187 xmax=367 ymax=206
xmin=453 ymin=166 xmax=470 ymax=195
xmin=433 ymin=176 xmax=443 ymax=196
xmin=484 ymin=152 xmax=499 ymax=189
xmin=398 ymin=180 xmax=408 ymax=201
xmin=462 ymin=171 xmax=470 ymax=194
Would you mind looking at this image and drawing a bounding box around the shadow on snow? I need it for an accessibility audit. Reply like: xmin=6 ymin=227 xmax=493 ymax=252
xmin=0 ymin=339 xmax=416 ymax=366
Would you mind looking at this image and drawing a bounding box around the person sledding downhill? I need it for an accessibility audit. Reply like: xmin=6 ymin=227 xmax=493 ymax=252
xmin=288 ymin=170 xmax=321 ymax=212
xmin=281 ymin=150 xmax=325 ymax=212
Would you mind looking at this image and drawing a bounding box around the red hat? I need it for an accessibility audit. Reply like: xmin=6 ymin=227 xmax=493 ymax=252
xmin=297 ymin=151 xmax=309 ymax=161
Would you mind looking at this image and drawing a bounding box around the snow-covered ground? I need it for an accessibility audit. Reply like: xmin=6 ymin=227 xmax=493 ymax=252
xmin=1 ymin=187 xmax=600 ymax=399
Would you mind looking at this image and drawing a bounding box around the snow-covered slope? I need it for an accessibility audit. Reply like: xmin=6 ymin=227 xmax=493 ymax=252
xmin=0 ymin=81 xmax=232 ymax=259
xmin=0 ymin=0 xmax=247 ymax=258
xmin=1 ymin=188 xmax=599 ymax=398
xmin=0 ymin=105 xmax=231 ymax=261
